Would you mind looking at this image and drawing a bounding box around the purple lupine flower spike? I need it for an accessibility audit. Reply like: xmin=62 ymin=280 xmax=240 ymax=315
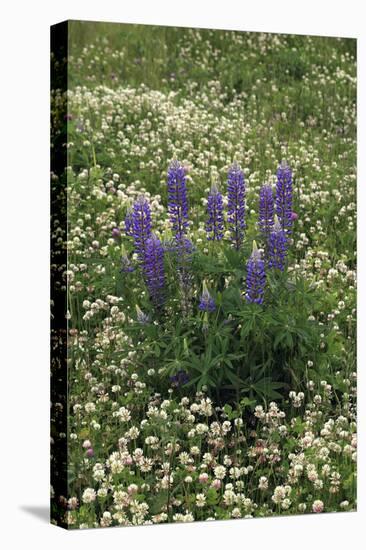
xmin=143 ymin=234 xmax=166 ymax=308
xmin=268 ymin=215 xmax=287 ymax=271
xmin=124 ymin=206 xmax=134 ymax=236
xmin=170 ymin=370 xmax=190 ymax=387
xmin=132 ymin=196 xmax=152 ymax=260
xmin=227 ymin=162 xmax=246 ymax=250
xmin=206 ymin=182 xmax=224 ymax=241
xmin=167 ymin=160 xmax=189 ymax=241
xmin=275 ymin=160 xmax=293 ymax=237
xmin=258 ymin=183 xmax=274 ymax=238
xmin=198 ymin=281 xmax=216 ymax=312
xmin=245 ymin=241 xmax=266 ymax=305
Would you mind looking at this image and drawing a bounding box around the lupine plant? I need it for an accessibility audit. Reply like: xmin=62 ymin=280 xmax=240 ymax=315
xmin=116 ymin=160 xmax=325 ymax=405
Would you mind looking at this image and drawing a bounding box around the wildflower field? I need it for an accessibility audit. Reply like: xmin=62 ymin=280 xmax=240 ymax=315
xmin=51 ymin=21 xmax=357 ymax=528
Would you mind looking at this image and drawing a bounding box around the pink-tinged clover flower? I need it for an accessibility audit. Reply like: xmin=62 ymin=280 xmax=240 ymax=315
xmin=312 ymin=500 xmax=324 ymax=513
xmin=112 ymin=227 xmax=121 ymax=238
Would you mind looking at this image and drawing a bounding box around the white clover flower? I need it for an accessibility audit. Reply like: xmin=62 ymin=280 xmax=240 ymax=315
xmin=92 ymin=463 xmax=105 ymax=481
xmin=258 ymin=476 xmax=268 ymax=490
xmin=199 ymin=398 xmax=213 ymax=416
xmin=172 ymin=512 xmax=194 ymax=523
xmin=179 ymin=452 xmax=190 ymax=465
xmin=115 ymin=406 xmax=131 ymax=422
xmin=271 ymin=485 xmax=289 ymax=504
xmin=82 ymin=488 xmax=96 ymax=504
xmin=68 ymin=496 xmax=78 ymax=510
xmin=229 ymin=467 xmax=242 ymax=479
xmin=223 ymin=489 xmax=236 ymax=506
xmin=214 ymin=465 xmax=226 ymax=480
xmin=203 ymin=452 xmax=213 ymax=464
xmin=281 ymin=498 xmax=291 ymax=510
xmin=340 ymin=500 xmax=349 ymax=509
xmin=196 ymin=493 xmax=206 ymax=507
xmin=196 ymin=423 xmax=209 ymax=435
xmin=126 ymin=426 xmax=140 ymax=439
xmin=84 ymin=402 xmax=96 ymax=413
xmin=100 ymin=511 xmax=112 ymax=527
